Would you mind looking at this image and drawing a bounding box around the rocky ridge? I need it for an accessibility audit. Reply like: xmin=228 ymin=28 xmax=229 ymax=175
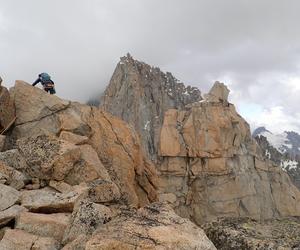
xmin=101 ymin=55 xmax=300 ymax=226
xmin=1 ymin=55 xmax=300 ymax=249
xmin=0 ymin=80 xmax=216 ymax=249
xmin=157 ymin=84 xmax=300 ymax=225
xmin=101 ymin=53 xmax=202 ymax=162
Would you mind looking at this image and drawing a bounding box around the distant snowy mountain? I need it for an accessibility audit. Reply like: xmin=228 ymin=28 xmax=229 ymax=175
xmin=253 ymin=126 xmax=300 ymax=156
xmin=253 ymin=126 xmax=300 ymax=189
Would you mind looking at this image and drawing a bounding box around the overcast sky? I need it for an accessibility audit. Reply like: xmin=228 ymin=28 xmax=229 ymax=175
xmin=1 ymin=0 xmax=300 ymax=133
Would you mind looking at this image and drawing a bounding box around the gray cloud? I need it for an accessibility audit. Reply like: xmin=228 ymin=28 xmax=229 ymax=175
xmin=1 ymin=0 xmax=300 ymax=132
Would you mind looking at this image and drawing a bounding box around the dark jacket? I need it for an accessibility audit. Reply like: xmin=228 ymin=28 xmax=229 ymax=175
xmin=32 ymin=76 xmax=54 ymax=86
xmin=32 ymin=74 xmax=56 ymax=94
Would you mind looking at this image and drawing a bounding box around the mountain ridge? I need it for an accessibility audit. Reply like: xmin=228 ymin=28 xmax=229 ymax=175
xmin=101 ymin=55 xmax=300 ymax=226
xmin=1 ymin=56 xmax=300 ymax=248
xmin=100 ymin=53 xmax=202 ymax=162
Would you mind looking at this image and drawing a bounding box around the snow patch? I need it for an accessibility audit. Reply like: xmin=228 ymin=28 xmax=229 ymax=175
xmin=183 ymin=89 xmax=190 ymax=96
xmin=144 ymin=121 xmax=150 ymax=130
xmin=265 ymin=149 xmax=271 ymax=159
xmin=280 ymin=160 xmax=299 ymax=171
xmin=259 ymin=131 xmax=292 ymax=153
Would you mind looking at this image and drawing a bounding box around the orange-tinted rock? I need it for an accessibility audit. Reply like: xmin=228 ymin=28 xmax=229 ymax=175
xmin=0 ymin=184 xmax=20 ymax=211
xmin=159 ymin=103 xmax=251 ymax=158
xmin=15 ymin=212 xmax=70 ymax=242
xmin=0 ymin=229 xmax=60 ymax=250
xmin=11 ymin=81 xmax=158 ymax=207
xmin=158 ymin=85 xmax=300 ymax=224
xmin=0 ymin=82 xmax=15 ymax=133
xmin=85 ymin=203 xmax=216 ymax=250
xmin=63 ymin=200 xmax=111 ymax=243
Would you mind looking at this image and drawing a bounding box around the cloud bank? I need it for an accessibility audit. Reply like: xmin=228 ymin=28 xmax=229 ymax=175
xmin=1 ymin=0 xmax=300 ymax=132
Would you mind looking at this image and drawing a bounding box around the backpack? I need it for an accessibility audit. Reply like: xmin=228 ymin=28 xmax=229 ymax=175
xmin=39 ymin=72 xmax=51 ymax=82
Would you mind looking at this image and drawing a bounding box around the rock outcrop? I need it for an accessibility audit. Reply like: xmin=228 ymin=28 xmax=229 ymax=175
xmin=100 ymin=56 xmax=300 ymax=226
xmin=203 ymin=81 xmax=230 ymax=103
xmin=0 ymin=78 xmax=15 ymax=135
xmin=0 ymin=80 xmax=216 ymax=249
xmin=158 ymin=83 xmax=300 ymax=224
xmin=0 ymin=229 xmax=60 ymax=250
xmin=9 ymin=80 xmax=157 ymax=207
xmin=0 ymin=184 xmax=20 ymax=211
xmin=101 ymin=54 xmax=202 ymax=162
xmin=85 ymin=203 xmax=216 ymax=250
xmin=15 ymin=212 xmax=70 ymax=242
xmin=62 ymin=199 xmax=112 ymax=244
xmin=2 ymin=55 xmax=300 ymax=248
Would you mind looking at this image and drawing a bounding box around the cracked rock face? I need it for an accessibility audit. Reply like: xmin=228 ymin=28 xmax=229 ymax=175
xmin=158 ymin=88 xmax=300 ymax=224
xmin=159 ymin=103 xmax=251 ymax=158
xmin=63 ymin=199 xmax=112 ymax=244
xmin=0 ymin=80 xmax=217 ymax=249
xmin=99 ymin=59 xmax=300 ymax=225
xmin=0 ymin=229 xmax=60 ymax=250
xmin=100 ymin=54 xmax=202 ymax=162
xmin=8 ymin=81 xmax=157 ymax=208
xmin=85 ymin=202 xmax=216 ymax=250
xmin=0 ymin=81 xmax=15 ymax=133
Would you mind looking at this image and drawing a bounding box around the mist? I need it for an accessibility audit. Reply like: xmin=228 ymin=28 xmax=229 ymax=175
xmin=1 ymin=0 xmax=300 ymax=132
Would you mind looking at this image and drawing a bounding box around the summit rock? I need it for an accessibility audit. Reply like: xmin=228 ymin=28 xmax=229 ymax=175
xmin=100 ymin=54 xmax=202 ymax=162
xmin=204 ymin=81 xmax=230 ymax=103
xmin=9 ymin=81 xmax=157 ymax=207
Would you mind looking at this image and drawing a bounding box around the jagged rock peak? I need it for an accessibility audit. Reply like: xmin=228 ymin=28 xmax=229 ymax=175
xmin=118 ymin=53 xmax=201 ymax=99
xmin=203 ymin=81 xmax=230 ymax=103
xmin=101 ymin=54 xmax=202 ymax=162
xmin=252 ymin=126 xmax=271 ymax=137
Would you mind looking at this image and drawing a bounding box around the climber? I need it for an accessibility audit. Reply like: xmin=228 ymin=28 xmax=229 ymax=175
xmin=32 ymin=72 xmax=56 ymax=94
